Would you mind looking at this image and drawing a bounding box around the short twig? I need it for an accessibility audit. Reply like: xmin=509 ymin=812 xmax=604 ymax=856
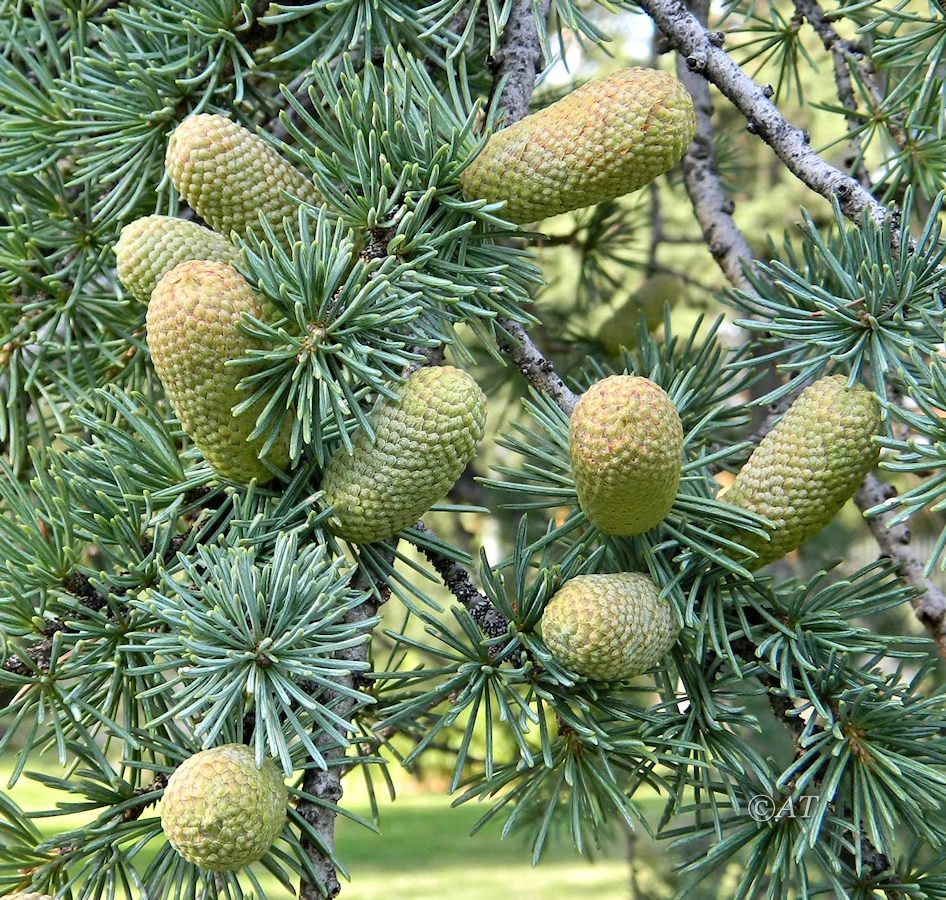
xmin=495 ymin=318 xmax=579 ymax=416
xmin=411 ymin=521 xmax=513 ymax=653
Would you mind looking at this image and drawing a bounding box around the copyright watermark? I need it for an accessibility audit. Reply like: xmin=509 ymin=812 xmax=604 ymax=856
xmin=745 ymin=794 xmax=819 ymax=822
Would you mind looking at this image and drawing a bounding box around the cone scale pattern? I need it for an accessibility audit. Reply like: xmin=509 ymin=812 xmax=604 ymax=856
xmin=541 ymin=573 xmax=680 ymax=681
xmin=115 ymin=215 xmax=240 ymax=302
xmin=166 ymin=114 xmax=322 ymax=239
xmin=147 ymin=260 xmax=290 ymax=484
xmin=569 ymin=375 xmax=683 ymax=536
xmin=725 ymin=375 xmax=881 ymax=569
xmin=160 ymin=744 xmax=288 ymax=872
xmin=321 ymin=366 xmax=487 ymax=543
xmin=460 ymin=67 xmax=696 ymax=223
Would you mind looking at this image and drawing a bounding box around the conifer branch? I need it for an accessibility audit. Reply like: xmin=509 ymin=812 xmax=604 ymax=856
xmin=855 ymin=474 xmax=946 ymax=659
xmin=2 ymin=533 xmax=191 ymax=675
xmin=410 ymin=522 xmax=512 ymax=648
xmin=790 ymin=0 xmax=871 ymax=187
xmin=403 ymin=345 xmax=447 ymax=376
xmin=495 ymin=320 xmax=579 ymax=415
xmin=488 ymin=0 xmax=579 ymax=419
xmin=733 ymin=626 xmax=897 ymax=884
xmin=790 ymin=0 xmax=861 ymax=61
xmin=766 ymin=690 xmax=897 ymax=886
xmin=637 ymin=0 xmax=892 ymax=228
xmin=61 ymin=571 xmax=108 ymax=613
xmin=297 ymin=544 xmax=396 ymax=900
xmin=647 ymin=4 xmax=946 ymax=872
xmin=492 ymin=0 xmax=551 ymax=125
xmin=3 ymin=639 xmax=52 ymax=677
xmin=120 ymin=775 xmax=170 ymax=824
xmin=674 ymin=0 xmax=755 ymax=291
xmin=653 ymin=3 xmax=945 ymax=659
xmin=745 ymin=381 xmax=809 ymax=447
xmin=789 ymin=0 xmax=907 ymax=154
xmin=485 ymin=23 xmax=884 ymax=887
xmin=295 ymin=521 xmax=515 ymax=897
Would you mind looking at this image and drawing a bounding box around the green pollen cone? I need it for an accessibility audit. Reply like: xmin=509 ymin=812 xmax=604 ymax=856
xmin=115 ymin=214 xmax=239 ymax=303
xmin=569 ymin=375 xmax=683 ymax=536
xmin=724 ymin=375 xmax=882 ymax=569
xmin=166 ymin=114 xmax=322 ymax=240
xmin=160 ymin=744 xmax=287 ymax=872
xmin=321 ymin=366 xmax=487 ymax=543
xmin=147 ymin=259 xmax=290 ymax=484
xmin=541 ymin=573 xmax=680 ymax=681
xmin=460 ymin=67 xmax=695 ymax=223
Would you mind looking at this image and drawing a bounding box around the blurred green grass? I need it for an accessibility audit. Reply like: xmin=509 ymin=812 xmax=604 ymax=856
xmin=333 ymin=792 xmax=638 ymax=899
xmin=3 ymin=760 xmax=668 ymax=899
